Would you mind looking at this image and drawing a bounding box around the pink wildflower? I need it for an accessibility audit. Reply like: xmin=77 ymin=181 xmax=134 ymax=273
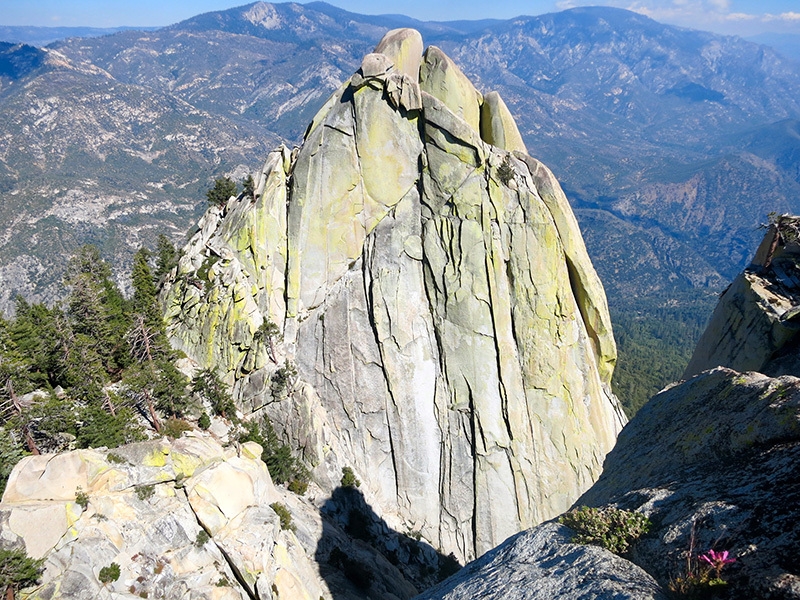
xmin=699 ymin=549 xmax=736 ymax=577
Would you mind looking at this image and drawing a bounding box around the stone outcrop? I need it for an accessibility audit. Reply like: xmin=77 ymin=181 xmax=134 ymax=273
xmin=162 ymin=28 xmax=625 ymax=562
xmin=685 ymin=219 xmax=800 ymax=378
xmin=0 ymin=434 xmax=325 ymax=599
xmin=416 ymin=522 xmax=666 ymax=600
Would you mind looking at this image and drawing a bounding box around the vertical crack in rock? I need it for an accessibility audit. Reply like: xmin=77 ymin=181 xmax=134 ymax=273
xmin=182 ymin=488 xmax=256 ymax=600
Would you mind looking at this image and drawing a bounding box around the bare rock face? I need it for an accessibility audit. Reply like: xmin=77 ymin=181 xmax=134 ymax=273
xmin=162 ymin=28 xmax=625 ymax=562
xmin=421 ymin=224 xmax=800 ymax=599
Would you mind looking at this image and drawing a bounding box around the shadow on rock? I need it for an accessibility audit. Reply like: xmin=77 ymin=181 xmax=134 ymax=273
xmin=314 ymin=485 xmax=461 ymax=599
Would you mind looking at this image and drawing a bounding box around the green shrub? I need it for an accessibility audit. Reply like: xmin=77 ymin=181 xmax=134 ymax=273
xmin=340 ymin=466 xmax=360 ymax=489
xmin=196 ymin=256 xmax=220 ymax=282
xmin=0 ymin=548 xmax=44 ymax=593
xmin=206 ymin=177 xmax=238 ymax=208
xmin=162 ymin=417 xmax=192 ymax=440
xmin=76 ymin=404 xmax=145 ymax=449
xmin=98 ymin=562 xmax=120 ymax=584
xmin=198 ymin=411 xmax=211 ymax=430
xmin=270 ymin=502 xmax=296 ymax=532
xmin=559 ymin=505 xmax=651 ymax=555
xmin=237 ymin=418 xmax=308 ymax=489
xmin=195 ymin=529 xmax=210 ymax=547
xmin=270 ymin=362 xmax=296 ymax=397
xmin=0 ymin=426 xmax=25 ymax=498
xmin=497 ymin=155 xmax=515 ymax=186
xmin=106 ymin=452 xmax=127 ymax=464
xmin=75 ymin=486 xmax=89 ymax=510
xmin=253 ymin=319 xmax=280 ymax=342
xmin=287 ymin=477 xmax=308 ymax=496
xmin=135 ymin=484 xmax=155 ymax=501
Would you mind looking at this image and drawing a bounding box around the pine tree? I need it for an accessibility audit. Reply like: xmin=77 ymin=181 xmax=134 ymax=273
xmin=122 ymin=247 xmax=188 ymax=426
xmin=206 ymin=177 xmax=238 ymax=208
xmin=242 ymin=174 xmax=255 ymax=199
xmin=154 ymin=235 xmax=178 ymax=282
xmin=192 ymin=369 xmax=236 ymax=420
xmin=63 ymin=245 xmax=127 ymax=378
xmin=131 ymin=248 xmax=162 ymax=332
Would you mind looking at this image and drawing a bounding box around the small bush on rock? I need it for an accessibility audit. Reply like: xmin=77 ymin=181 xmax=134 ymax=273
xmin=99 ymin=562 xmax=120 ymax=584
xmin=162 ymin=417 xmax=191 ymax=439
xmin=135 ymin=484 xmax=155 ymax=501
xmin=340 ymin=466 xmax=360 ymax=489
xmin=270 ymin=502 xmax=296 ymax=532
xmin=497 ymin=155 xmax=515 ymax=186
xmin=559 ymin=505 xmax=650 ymax=555
xmin=198 ymin=411 xmax=211 ymax=430
xmin=75 ymin=486 xmax=89 ymax=510
xmin=195 ymin=529 xmax=210 ymax=547
xmin=237 ymin=417 xmax=309 ymax=491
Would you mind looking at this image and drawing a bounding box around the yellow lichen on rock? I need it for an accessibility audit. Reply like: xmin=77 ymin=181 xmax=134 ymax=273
xmin=420 ymin=45 xmax=483 ymax=132
xmin=480 ymin=91 xmax=528 ymax=153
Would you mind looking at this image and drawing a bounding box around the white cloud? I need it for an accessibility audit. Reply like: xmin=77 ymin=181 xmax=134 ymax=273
xmin=725 ymin=12 xmax=757 ymax=21
xmin=550 ymin=0 xmax=800 ymax=35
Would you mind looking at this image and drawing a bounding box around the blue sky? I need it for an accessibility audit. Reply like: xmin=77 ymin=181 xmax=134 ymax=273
xmin=1 ymin=0 xmax=799 ymax=36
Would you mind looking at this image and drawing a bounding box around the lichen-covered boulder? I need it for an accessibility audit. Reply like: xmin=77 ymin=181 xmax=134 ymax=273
xmin=162 ymin=28 xmax=625 ymax=562
xmin=480 ymin=91 xmax=527 ymax=153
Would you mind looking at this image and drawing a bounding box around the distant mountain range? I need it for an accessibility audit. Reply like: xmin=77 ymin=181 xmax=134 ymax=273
xmin=747 ymin=32 xmax=800 ymax=62
xmin=0 ymin=26 xmax=157 ymax=47
xmin=2 ymin=2 xmax=800 ymax=401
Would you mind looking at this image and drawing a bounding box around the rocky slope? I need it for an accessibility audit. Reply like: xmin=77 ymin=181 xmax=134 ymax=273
xmin=0 ymin=435 xmax=318 ymax=599
xmin=421 ymin=366 xmax=800 ymax=599
xmin=161 ymin=28 xmax=625 ymax=563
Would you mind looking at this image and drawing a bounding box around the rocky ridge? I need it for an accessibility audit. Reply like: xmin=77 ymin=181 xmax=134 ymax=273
xmin=161 ymin=28 xmax=625 ymax=562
